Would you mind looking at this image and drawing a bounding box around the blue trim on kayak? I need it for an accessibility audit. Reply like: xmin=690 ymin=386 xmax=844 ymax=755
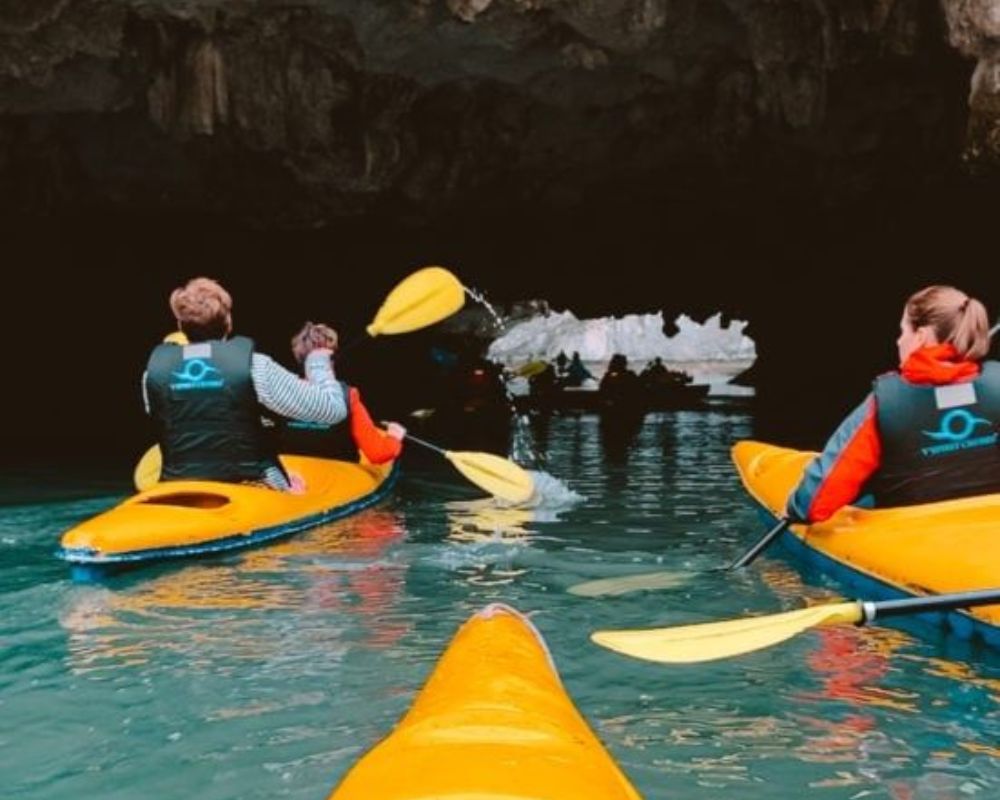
xmin=749 ymin=503 xmax=1000 ymax=651
xmin=56 ymin=464 xmax=399 ymax=567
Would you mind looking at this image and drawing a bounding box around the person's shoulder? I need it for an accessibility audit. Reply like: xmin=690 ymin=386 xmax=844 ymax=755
xmin=148 ymin=339 xmax=181 ymax=361
xmin=229 ymin=334 xmax=256 ymax=350
xmin=979 ymin=360 xmax=1000 ymax=379
xmin=872 ymin=368 xmax=900 ymax=385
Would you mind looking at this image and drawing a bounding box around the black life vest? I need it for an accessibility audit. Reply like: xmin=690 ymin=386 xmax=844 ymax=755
xmin=868 ymin=361 xmax=1000 ymax=506
xmin=145 ymin=336 xmax=282 ymax=482
xmin=278 ymin=381 xmax=357 ymax=460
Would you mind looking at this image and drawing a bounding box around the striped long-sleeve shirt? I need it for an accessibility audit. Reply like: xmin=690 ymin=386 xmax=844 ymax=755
xmin=143 ymin=349 xmax=347 ymax=489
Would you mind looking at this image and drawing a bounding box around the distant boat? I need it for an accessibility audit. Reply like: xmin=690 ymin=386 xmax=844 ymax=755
xmin=515 ymin=381 xmax=709 ymax=413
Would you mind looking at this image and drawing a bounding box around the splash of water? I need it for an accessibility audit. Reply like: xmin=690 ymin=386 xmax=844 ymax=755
xmin=443 ymin=470 xmax=584 ymax=542
xmin=502 ymin=470 xmax=585 ymax=510
xmin=464 ymin=286 xmax=544 ymax=467
xmin=463 ymin=285 xmax=503 ymax=325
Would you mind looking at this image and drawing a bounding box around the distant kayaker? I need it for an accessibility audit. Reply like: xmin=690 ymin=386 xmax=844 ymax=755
xmin=143 ymin=277 xmax=347 ymax=490
xmin=555 ymin=350 xmax=569 ymax=378
xmin=599 ymin=354 xmax=640 ymax=403
xmin=640 ymin=357 xmax=690 ymax=387
xmin=290 ymin=321 xmax=406 ymax=464
xmin=787 ymin=285 xmax=1000 ymax=522
xmin=564 ymin=352 xmax=595 ymax=387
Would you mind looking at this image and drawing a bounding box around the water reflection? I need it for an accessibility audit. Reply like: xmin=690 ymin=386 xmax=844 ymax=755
xmin=757 ymin=563 xmax=919 ymax=713
xmin=749 ymin=561 xmax=1000 ymax=796
xmin=5 ymin=409 xmax=997 ymax=800
xmin=60 ymin=509 xmax=410 ymax=673
xmin=599 ymin=409 xmax=647 ymax=464
xmin=445 ymin=497 xmax=543 ymax=541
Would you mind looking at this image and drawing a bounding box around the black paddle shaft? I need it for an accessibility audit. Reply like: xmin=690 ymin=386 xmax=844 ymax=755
xmin=397 ymin=431 xmax=447 ymax=456
xmin=868 ymin=588 xmax=1000 ymax=621
xmin=375 ymin=422 xmax=448 ymax=456
xmin=729 ymin=518 xmax=791 ymax=570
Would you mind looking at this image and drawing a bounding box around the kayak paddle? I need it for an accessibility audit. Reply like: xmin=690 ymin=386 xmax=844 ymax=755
xmin=134 ymin=266 xmax=465 ymax=491
xmin=568 ymin=517 xmax=792 ymax=597
xmin=591 ymin=587 xmax=1000 ymax=664
xmin=568 ymin=570 xmax=693 ymax=597
xmin=728 ymin=517 xmax=791 ymax=569
xmin=401 ymin=432 xmax=536 ymax=505
xmin=366 ymin=266 xmax=465 ymax=337
xmin=133 ymin=444 xmax=162 ymax=492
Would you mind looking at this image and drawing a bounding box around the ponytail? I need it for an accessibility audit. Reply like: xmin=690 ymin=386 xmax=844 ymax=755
xmin=905 ymin=285 xmax=991 ymax=362
xmin=952 ymin=297 xmax=991 ymax=361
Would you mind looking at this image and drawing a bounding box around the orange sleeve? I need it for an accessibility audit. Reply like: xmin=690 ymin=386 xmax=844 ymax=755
xmin=787 ymin=395 xmax=882 ymax=523
xmin=349 ymin=388 xmax=402 ymax=464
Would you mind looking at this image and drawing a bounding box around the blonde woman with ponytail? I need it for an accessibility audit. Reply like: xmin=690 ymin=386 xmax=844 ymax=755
xmin=787 ymin=286 xmax=999 ymax=523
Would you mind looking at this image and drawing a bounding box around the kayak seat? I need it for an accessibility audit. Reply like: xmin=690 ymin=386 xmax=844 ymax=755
xmin=139 ymin=493 xmax=231 ymax=509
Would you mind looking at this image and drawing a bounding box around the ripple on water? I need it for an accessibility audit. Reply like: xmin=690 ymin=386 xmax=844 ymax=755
xmin=1 ymin=412 xmax=999 ymax=799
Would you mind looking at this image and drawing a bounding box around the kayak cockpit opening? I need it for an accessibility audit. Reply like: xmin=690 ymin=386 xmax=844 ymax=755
xmin=139 ymin=493 xmax=231 ymax=509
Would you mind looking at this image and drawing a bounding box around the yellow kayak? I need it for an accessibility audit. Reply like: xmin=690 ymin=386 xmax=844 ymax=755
xmin=328 ymin=603 xmax=642 ymax=800
xmin=58 ymin=455 xmax=397 ymax=573
xmin=733 ymin=440 xmax=1000 ymax=647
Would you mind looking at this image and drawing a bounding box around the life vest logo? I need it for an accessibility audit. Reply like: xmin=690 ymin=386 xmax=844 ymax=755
xmin=170 ymin=358 xmax=225 ymax=391
xmin=921 ymin=408 xmax=997 ymax=456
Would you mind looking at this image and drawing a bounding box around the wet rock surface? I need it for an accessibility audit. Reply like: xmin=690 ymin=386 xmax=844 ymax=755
xmin=0 ymin=0 xmax=994 ymax=223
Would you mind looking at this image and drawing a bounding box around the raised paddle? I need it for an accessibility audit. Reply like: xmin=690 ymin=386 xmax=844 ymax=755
xmin=366 ymin=266 xmax=465 ymax=337
xmin=134 ymin=266 xmax=465 ymax=491
xmin=334 ymin=265 xmax=467 ymax=356
xmin=398 ymin=431 xmax=536 ymax=505
xmin=591 ymin=587 xmax=1000 ymax=664
xmin=567 ymin=517 xmax=792 ymax=597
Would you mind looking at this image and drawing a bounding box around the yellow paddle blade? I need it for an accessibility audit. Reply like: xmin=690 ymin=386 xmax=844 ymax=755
xmin=591 ymin=602 xmax=864 ymax=664
xmin=366 ymin=266 xmax=465 ymax=337
xmin=568 ymin=570 xmax=693 ymax=597
xmin=515 ymin=360 xmax=550 ymax=378
xmin=133 ymin=445 xmax=162 ymax=491
xmin=163 ymin=331 xmax=189 ymax=345
xmin=444 ymin=451 xmax=535 ymax=504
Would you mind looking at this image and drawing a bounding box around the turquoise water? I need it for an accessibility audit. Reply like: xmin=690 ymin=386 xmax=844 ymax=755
xmin=3 ymin=411 xmax=999 ymax=799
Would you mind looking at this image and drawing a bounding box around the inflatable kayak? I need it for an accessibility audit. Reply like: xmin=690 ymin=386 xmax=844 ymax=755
xmin=733 ymin=440 xmax=1000 ymax=648
xmin=328 ymin=604 xmax=642 ymax=800
xmin=58 ymin=455 xmax=397 ymax=573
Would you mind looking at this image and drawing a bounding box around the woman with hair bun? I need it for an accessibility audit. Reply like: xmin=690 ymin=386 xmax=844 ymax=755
xmin=787 ymin=285 xmax=1000 ymax=523
xmin=143 ymin=277 xmax=348 ymax=491
xmin=289 ymin=321 xmax=406 ymax=465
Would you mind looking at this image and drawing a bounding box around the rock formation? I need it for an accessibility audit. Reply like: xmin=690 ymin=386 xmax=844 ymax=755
xmin=0 ymin=0 xmax=995 ymax=224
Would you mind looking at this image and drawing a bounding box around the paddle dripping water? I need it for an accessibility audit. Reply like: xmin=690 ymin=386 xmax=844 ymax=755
xmin=464 ymin=286 xmax=543 ymax=468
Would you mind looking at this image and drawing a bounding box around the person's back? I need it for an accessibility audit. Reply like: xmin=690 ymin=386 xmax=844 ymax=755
xmin=555 ymin=350 xmax=569 ymax=378
xmin=599 ymin=354 xmax=639 ymax=401
xmin=144 ymin=278 xmax=347 ymax=490
xmin=867 ymin=353 xmax=1000 ymax=506
xmin=640 ymin=358 xmax=668 ymax=386
xmin=787 ymin=285 xmax=1000 ymax=522
xmin=147 ymin=335 xmax=278 ymax=482
xmin=530 ymin=362 xmax=558 ymax=395
xmin=565 ymin=353 xmax=593 ymax=387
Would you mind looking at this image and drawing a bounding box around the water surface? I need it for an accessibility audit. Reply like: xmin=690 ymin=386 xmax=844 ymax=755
xmin=2 ymin=411 xmax=998 ymax=799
